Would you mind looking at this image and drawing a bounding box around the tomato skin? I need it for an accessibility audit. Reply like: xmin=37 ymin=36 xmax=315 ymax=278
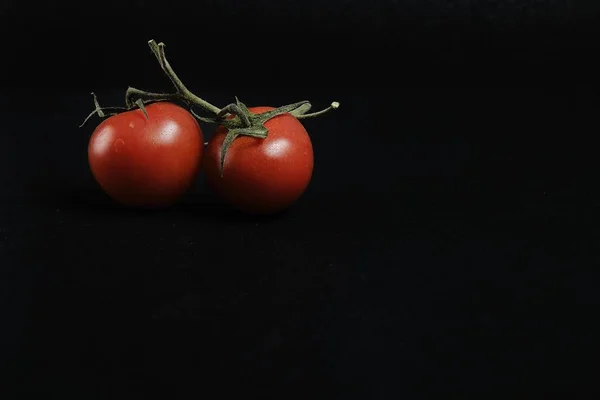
xmin=203 ymin=106 xmax=314 ymax=214
xmin=88 ymin=102 xmax=203 ymax=208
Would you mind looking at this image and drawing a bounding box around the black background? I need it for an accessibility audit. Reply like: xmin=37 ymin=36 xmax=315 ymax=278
xmin=2 ymin=0 xmax=600 ymax=398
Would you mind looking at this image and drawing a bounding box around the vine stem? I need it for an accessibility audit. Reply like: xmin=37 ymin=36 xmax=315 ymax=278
xmin=124 ymin=40 xmax=221 ymax=115
xmin=125 ymin=40 xmax=341 ymax=124
xmin=296 ymin=102 xmax=340 ymax=119
xmin=83 ymin=38 xmax=340 ymax=141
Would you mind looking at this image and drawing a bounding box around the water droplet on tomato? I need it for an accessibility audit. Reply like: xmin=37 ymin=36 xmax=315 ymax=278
xmin=113 ymin=138 xmax=126 ymax=153
xmin=154 ymin=121 xmax=179 ymax=145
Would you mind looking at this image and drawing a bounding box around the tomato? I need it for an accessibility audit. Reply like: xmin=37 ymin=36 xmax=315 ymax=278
xmin=203 ymin=106 xmax=314 ymax=214
xmin=88 ymin=102 xmax=203 ymax=208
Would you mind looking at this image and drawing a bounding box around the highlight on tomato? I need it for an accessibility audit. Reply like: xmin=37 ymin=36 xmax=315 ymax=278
xmin=84 ymin=98 xmax=203 ymax=208
xmin=202 ymin=101 xmax=338 ymax=214
xmin=80 ymin=39 xmax=339 ymax=213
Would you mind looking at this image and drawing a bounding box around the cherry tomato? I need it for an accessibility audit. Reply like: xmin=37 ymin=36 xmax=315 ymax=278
xmin=88 ymin=102 xmax=203 ymax=208
xmin=203 ymin=106 xmax=314 ymax=214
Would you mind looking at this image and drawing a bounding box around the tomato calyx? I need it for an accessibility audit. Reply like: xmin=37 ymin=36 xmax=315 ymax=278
xmin=79 ymin=93 xmax=154 ymax=128
xmin=196 ymin=97 xmax=320 ymax=176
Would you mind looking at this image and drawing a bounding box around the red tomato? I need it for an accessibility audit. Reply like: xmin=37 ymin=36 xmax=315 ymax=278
xmin=203 ymin=106 xmax=314 ymax=214
xmin=88 ymin=102 xmax=203 ymax=208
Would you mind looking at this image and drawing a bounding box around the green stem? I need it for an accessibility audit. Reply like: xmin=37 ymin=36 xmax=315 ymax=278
xmin=296 ymin=101 xmax=340 ymax=119
xmin=79 ymin=93 xmax=129 ymax=127
xmin=125 ymin=87 xmax=176 ymax=108
xmin=81 ymin=39 xmax=340 ymax=137
xmin=217 ymin=103 xmax=251 ymax=127
xmin=144 ymin=40 xmax=221 ymax=115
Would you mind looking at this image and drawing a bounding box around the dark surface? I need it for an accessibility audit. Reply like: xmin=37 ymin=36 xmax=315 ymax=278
xmin=2 ymin=0 xmax=600 ymax=398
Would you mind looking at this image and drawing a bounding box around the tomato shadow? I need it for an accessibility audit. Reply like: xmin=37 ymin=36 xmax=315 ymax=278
xmin=172 ymin=193 xmax=291 ymax=224
xmin=64 ymin=187 xmax=290 ymax=223
xmin=64 ymin=187 xmax=162 ymax=216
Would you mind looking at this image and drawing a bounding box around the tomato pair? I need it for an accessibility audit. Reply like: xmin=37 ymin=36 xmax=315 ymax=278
xmin=88 ymin=102 xmax=314 ymax=214
xmin=84 ymin=39 xmax=337 ymax=214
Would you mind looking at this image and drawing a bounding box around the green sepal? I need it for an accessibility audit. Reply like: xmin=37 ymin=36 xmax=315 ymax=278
xmin=219 ymin=125 xmax=269 ymax=176
xmin=135 ymin=98 xmax=149 ymax=119
xmin=220 ymin=130 xmax=240 ymax=177
xmin=234 ymin=125 xmax=268 ymax=139
xmin=235 ymin=96 xmax=252 ymax=115
xmin=255 ymin=100 xmax=310 ymax=124
xmin=289 ymin=102 xmax=312 ymax=117
xmin=78 ymin=92 xmax=128 ymax=128
xmin=217 ymin=103 xmax=251 ymax=127
xmin=92 ymin=93 xmax=105 ymax=117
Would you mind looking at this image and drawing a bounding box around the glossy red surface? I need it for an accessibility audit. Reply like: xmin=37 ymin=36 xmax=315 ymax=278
xmin=203 ymin=106 xmax=314 ymax=214
xmin=88 ymin=102 xmax=203 ymax=208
